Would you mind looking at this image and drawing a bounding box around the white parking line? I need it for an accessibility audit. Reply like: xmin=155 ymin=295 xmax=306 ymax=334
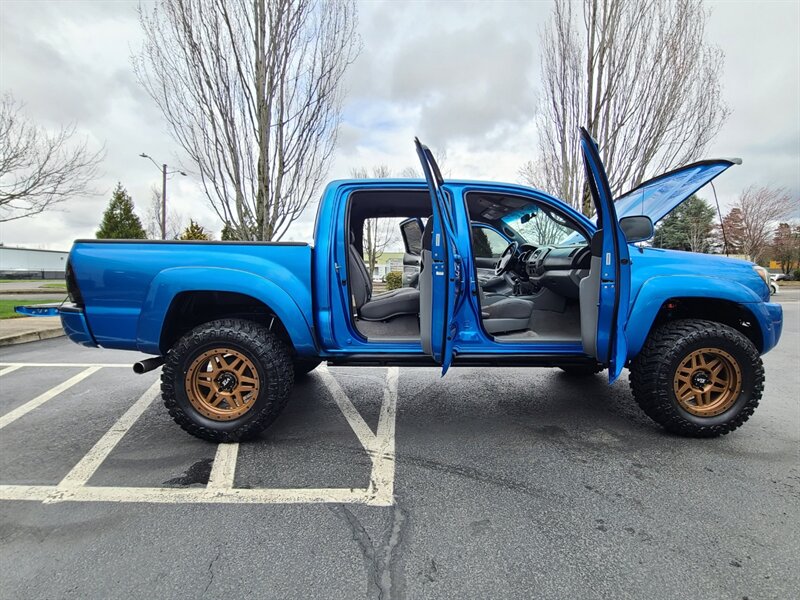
xmin=56 ymin=380 xmax=161 ymax=489
xmin=207 ymin=443 xmax=239 ymax=489
xmin=0 ymin=363 xmax=132 ymax=368
xmin=317 ymin=365 xmax=379 ymax=452
xmin=0 ymin=365 xmax=23 ymax=377
xmin=0 ymin=484 xmax=374 ymax=505
xmin=0 ymin=366 xmax=101 ymax=430
xmin=0 ymin=363 xmax=398 ymax=506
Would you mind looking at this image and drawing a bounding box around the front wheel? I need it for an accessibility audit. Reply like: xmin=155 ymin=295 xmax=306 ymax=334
xmin=629 ymin=319 xmax=763 ymax=438
xmin=161 ymin=318 xmax=293 ymax=442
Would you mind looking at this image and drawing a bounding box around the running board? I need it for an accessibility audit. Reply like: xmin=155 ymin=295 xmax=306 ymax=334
xmin=326 ymin=354 xmax=600 ymax=368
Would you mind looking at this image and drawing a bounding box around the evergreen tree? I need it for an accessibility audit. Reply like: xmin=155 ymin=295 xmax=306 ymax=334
xmin=472 ymin=228 xmax=494 ymax=258
xmin=96 ymin=183 xmax=146 ymax=239
xmin=718 ymin=207 xmax=746 ymax=254
xmin=179 ymin=219 xmax=212 ymax=240
xmin=221 ymin=223 xmax=236 ymax=240
xmin=653 ymin=195 xmax=716 ymax=253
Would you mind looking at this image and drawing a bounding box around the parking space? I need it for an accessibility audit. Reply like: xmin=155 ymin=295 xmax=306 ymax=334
xmin=0 ymin=362 xmax=396 ymax=506
xmin=0 ymin=290 xmax=798 ymax=599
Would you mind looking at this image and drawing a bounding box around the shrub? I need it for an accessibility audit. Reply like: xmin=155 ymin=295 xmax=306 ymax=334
xmin=793 ymin=268 xmax=800 ymax=281
xmin=385 ymin=271 xmax=402 ymax=290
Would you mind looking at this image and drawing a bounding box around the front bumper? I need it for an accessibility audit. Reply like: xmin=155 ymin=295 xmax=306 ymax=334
xmin=748 ymin=301 xmax=783 ymax=354
xmin=60 ymin=304 xmax=98 ymax=347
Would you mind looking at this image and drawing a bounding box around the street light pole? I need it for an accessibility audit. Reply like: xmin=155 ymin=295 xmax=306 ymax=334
xmin=139 ymin=153 xmax=187 ymax=240
xmin=161 ymin=163 xmax=167 ymax=240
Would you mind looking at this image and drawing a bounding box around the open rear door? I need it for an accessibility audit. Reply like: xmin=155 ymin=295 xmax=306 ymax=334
xmin=579 ymin=128 xmax=630 ymax=383
xmin=415 ymin=138 xmax=460 ymax=374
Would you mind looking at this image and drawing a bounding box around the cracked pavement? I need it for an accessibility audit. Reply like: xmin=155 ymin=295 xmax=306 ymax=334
xmin=0 ymin=290 xmax=798 ymax=599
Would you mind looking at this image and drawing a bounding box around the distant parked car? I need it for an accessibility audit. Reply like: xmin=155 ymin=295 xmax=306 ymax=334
xmin=773 ymin=273 xmax=788 ymax=281
xmin=769 ymin=275 xmax=780 ymax=295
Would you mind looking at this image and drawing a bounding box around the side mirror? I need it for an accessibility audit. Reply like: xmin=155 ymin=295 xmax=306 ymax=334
xmin=619 ymin=215 xmax=654 ymax=243
xmin=399 ymin=217 xmax=424 ymax=255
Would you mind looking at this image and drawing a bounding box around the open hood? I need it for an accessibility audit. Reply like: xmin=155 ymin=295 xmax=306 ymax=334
xmin=613 ymin=159 xmax=741 ymax=224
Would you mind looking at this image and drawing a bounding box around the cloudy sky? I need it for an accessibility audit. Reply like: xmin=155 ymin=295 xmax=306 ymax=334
xmin=0 ymin=0 xmax=798 ymax=250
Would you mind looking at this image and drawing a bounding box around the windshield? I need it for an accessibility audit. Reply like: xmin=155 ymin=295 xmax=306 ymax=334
xmin=502 ymin=207 xmax=587 ymax=247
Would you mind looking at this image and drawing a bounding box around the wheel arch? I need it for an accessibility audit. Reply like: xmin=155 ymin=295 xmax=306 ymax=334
xmin=136 ymin=267 xmax=317 ymax=356
xmin=627 ymin=276 xmax=766 ymax=358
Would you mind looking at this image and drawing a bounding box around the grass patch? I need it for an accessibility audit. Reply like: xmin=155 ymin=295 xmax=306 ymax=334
xmin=0 ymin=279 xmax=45 ymax=283
xmin=39 ymin=282 xmax=66 ymax=289
xmin=0 ymin=299 xmax=49 ymax=319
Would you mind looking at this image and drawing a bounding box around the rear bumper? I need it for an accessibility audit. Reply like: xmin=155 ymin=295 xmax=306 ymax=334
xmin=60 ymin=304 xmax=97 ymax=347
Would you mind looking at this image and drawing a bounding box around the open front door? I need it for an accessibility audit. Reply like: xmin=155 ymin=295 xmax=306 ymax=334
xmin=415 ymin=138 xmax=460 ymax=374
xmin=579 ymin=128 xmax=630 ymax=383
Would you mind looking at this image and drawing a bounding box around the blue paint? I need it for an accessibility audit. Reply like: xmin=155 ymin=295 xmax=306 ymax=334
xmin=58 ymin=138 xmax=782 ymax=378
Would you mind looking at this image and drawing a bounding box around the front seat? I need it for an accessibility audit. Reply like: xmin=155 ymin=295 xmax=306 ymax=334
xmin=481 ymin=294 xmax=535 ymax=334
xmin=349 ymin=234 xmax=420 ymax=321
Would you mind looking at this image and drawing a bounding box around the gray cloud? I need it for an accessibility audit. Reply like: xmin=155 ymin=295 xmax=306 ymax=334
xmin=0 ymin=0 xmax=797 ymax=250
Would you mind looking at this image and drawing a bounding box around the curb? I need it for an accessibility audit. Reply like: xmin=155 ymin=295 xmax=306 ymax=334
xmin=0 ymin=328 xmax=65 ymax=347
xmin=0 ymin=289 xmax=68 ymax=295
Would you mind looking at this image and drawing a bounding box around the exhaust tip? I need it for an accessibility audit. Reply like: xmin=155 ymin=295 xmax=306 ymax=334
xmin=133 ymin=356 xmax=165 ymax=374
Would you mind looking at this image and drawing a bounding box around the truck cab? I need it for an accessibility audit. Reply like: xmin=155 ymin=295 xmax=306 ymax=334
xmin=58 ymin=130 xmax=783 ymax=441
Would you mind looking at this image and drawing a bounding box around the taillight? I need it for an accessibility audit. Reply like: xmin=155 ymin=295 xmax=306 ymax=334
xmin=65 ymin=261 xmax=84 ymax=307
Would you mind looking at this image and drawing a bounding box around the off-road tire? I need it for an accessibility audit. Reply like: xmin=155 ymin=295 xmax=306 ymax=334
xmin=559 ymin=364 xmax=604 ymax=376
xmin=161 ymin=318 xmax=293 ymax=442
xmin=294 ymin=358 xmax=322 ymax=379
xmin=629 ymin=319 xmax=763 ymax=438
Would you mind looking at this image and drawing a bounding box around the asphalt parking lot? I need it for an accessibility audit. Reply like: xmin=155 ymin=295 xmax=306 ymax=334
xmin=1 ymin=290 xmax=798 ymax=599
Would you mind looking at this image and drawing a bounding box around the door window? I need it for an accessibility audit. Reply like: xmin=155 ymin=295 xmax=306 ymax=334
xmin=472 ymin=226 xmax=508 ymax=258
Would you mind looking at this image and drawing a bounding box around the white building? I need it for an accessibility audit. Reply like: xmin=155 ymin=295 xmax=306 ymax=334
xmin=0 ymin=246 xmax=69 ymax=277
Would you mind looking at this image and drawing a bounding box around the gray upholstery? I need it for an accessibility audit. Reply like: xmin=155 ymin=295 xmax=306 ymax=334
xmin=419 ymin=217 xmax=434 ymax=354
xmin=349 ymin=236 xmax=420 ymax=321
xmin=579 ymin=231 xmax=603 ymax=357
xmin=360 ymin=287 xmax=421 ymax=320
xmin=479 ymin=271 xmax=535 ymax=335
xmin=484 ymin=297 xmax=535 ymax=320
xmin=482 ymin=295 xmax=534 ymax=334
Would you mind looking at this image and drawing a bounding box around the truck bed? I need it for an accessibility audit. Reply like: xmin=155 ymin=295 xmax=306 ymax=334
xmin=68 ymin=240 xmax=314 ymax=352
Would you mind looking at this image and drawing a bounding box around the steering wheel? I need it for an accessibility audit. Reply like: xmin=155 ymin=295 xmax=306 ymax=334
xmin=494 ymin=241 xmax=519 ymax=276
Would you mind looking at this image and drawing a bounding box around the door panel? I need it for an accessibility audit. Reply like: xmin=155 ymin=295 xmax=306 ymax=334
xmin=579 ymin=128 xmax=630 ymax=383
xmin=415 ymin=138 xmax=460 ymax=373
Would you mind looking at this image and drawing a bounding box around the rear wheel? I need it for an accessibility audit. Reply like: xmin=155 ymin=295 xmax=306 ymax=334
xmin=161 ymin=318 xmax=293 ymax=442
xmin=630 ymin=319 xmax=763 ymax=437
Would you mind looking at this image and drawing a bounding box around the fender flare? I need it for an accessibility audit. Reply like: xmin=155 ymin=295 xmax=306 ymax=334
xmin=135 ymin=267 xmax=316 ymax=355
xmin=626 ymin=275 xmax=763 ymax=357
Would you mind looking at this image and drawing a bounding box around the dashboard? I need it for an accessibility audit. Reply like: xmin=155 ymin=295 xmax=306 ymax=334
xmin=516 ymin=243 xmax=591 ymax=299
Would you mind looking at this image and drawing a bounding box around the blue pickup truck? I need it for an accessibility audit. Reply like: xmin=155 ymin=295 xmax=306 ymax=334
xmin=55 ymin=130 xmax=782 ymax=442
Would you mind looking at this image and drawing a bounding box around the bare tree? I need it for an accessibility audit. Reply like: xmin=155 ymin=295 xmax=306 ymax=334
xmin=527 ymin=0 xmax=729 ymax=214
xmin=145 ymin=185 xmax=183 ymax=239
xmin=733 ymin=185 xmax=793 ymax=263
xmin=0 ymin=93 xmax=104 ymax=222
xmin=134 ymin=0 xmax=360 ymax=241
xmin=399 ymin=166 xmax=421 ymax=179
xmin=351 ymin=165 xmax=397 ymax=277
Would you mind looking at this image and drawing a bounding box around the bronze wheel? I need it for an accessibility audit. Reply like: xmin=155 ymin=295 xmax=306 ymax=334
xmin=184 ymin=348 xmax=261 ymax=421
xmin=672 ymin=347 xmax=742 ymax=417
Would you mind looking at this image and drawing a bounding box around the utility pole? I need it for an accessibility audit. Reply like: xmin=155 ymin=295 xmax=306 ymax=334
xmin=139 ymin=153 xmax=186 ymax=240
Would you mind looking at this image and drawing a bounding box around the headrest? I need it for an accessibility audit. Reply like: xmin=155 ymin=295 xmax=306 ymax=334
xmin=421 ymin=215 xmax=434 ymax=250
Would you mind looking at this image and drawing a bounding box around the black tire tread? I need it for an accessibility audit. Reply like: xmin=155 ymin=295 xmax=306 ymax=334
xmin=629 ymin=318 xmax=764 ymax=438
xmin=161 ymin=318 xmax=293 ymax=442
